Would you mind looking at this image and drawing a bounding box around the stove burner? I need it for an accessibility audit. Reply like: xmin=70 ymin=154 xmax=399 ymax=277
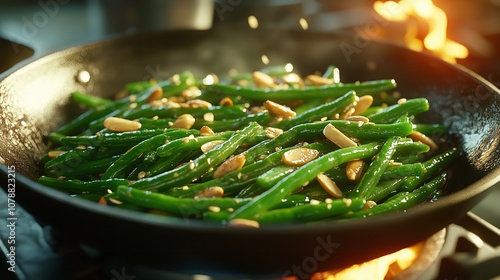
xmin=1 ymin=205 xmax=499 ymax=280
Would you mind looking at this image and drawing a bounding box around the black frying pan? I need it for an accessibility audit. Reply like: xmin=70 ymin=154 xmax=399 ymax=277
xmin=1 ymin=27 xmax=499 ymax=277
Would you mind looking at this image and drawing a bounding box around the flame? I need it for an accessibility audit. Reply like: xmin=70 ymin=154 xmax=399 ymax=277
xmin=310 ymin=242 xmax=423 ymax=280
xmin=373 ymin=0 xmax=468 ymax=63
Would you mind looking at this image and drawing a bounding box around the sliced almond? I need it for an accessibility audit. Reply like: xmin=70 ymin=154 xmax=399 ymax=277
xmin=48 ymin=150 xmax=65 ymax=159
xmin=265 ymin=127 xmax=284 ymax=139
xmin=200 ymin=126 xmax=215 ymax=136
xmin=323 ymin=124 xmax=357 ymax=148
xmin=146 ymin=87 xmax=163 ymax=103
xmin=351 ymin=95 xmax=373 ymax=116
xmin=103 ymin=117 xmax=142 ymax=132
xmin=409 ymin=131 xmax=439 ymax=151
xmin=187 ymin=99 xmax=212 ymax=109
xmin=316 ymin=173 xmax=343 ymax=198
xmin=213 ymin=153 xmax=246 ymax=178
xmin=194 ymin=186 xmax=224 ymax=199
xmin=228 ymin=218 xmax=260 ymax=228
xmin=219 ymin=97 xmax=234 ymax=106
xmin=346 ymin=115 xmax=370 ymax=123
xmin=306 ymin=74 xmax=333 ymax=86
xmin=363 ymin=200 xmax=377 ymax=210
xmin=346 ymin=160 xmax=365 ymax=181
xmin=282 ymin=148 xmax=319 ymax=166
xmin=264 ymin=100 xmax=296 ymax=119
xmin=341 ymin=107 xmax=356 ymax=119
xmin=171 ymin=114 xmax=195 ymax=129
xmin=181 ymin=86 xmax=202 ymax=99
xmin=200 ymin=140 xmax=225 ymax=153
xmin=252 ymin=71 xmax=275 ymax=88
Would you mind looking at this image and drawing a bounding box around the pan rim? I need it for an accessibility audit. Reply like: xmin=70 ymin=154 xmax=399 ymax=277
xmin=1 ymin=28 xmax=499 ymax=233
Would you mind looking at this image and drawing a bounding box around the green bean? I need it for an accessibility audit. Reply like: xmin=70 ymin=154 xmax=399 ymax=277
xmin=44 ymin=147 xmax=97 ymax=176
xmin=54 ymin=80 xmax=172 ymax=135
xmin=125 ymin=81 xmax=155 ymax=95
xmin=59 ymin=155 xmax=121 ymax=178
xmin=412 ymin=123 xmax=449 ymax=137
xmin=380 ymin=163 xmax=425 ymax=180
xmin=244 ymin=120 xmax=412 ymax=164
xmin=256 ymin=165 xmax=297 ymax=190
xmin=368 ymin=98 xmax=429 ymax=123
xmin=61 ymin=129 xmax=198 ymax=148
xmin=168 ymin=142 xmax=333 ymax=198
xmin=39 ymin=176 xmax=129 ymax=194
xmin=367 ymin=179 xmax=405 ymax=202
xmin=71 ymin=91 xmax=111 ymax=108
xmin=349 ymin=137 xmax=399 ymax=199
xmin=131 ymin=122 xmax=262 ymax=192
xmin=101 ymin=134 xmax=169 ymax=180
xmin=279 ymin=90 xmax=356 ymax=129
xmin=115 ymin=185 xmax=250 ymax=216
xmin=255 ymin=198 xmax=366 ymax=224
xmin=392 ymin=141 xmax=430 ymax=156
xmin=230 ymin=141 xmax=382 ymax=220
xmin=127 ymin=151 xmax=159 ymax=180
xmin=156 ymin=131 xmax=234 ymax=158
xmin=346 ymin=172 xmax=448 ymax=219
xmin=192 ymin=112 xmax=272 ymax=132
xmin=122 ymin=104 xmax=248 ymax=120
xmin=235 ymin=184 xmax=267 ymax=198
xmin=202 ymin=193 xmax=315 ymax=223
xmin=147 ymin=149 xmax=201 ymax=178
xmin=399 ymin=148 xmax=459 ymax=192
xmin=166 ymin=147 xmax=290 ymax=198
xmin=205 ymin=79 xmax=397 ymax=100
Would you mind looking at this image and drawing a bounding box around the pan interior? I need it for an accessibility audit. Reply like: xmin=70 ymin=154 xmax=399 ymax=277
xmin=1 ymin=28 xmax=498 ymax=189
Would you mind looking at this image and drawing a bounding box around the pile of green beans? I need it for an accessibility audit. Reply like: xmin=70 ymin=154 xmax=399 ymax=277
xmin=38 ymin=65 xmax=459 ymax=226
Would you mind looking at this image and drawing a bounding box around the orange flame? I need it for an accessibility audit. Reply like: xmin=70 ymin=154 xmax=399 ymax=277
xmin=373 ymin=0 xmax=468 ymax=63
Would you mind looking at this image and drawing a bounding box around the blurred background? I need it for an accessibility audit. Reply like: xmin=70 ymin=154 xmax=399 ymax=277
xmin=0 ymin=0 xmax=498 ymax=227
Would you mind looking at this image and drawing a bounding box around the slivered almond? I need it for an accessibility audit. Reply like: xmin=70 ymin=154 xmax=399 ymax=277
xmin=316 ymin=173 xmax=343 ymax=198
xmin=194 ymin=186 xmax=224 ymax=199
xmin=351 ymin=95 xmax=373 ymax=116
xmin=347 ymin=115 xmax=370 ymax=123
xmin=282 ymin=148 xmax=319 ymax=166
xmin=264 ymin=100 xmax=296 ymax=118
xmin=409 ymin=131 xmax=439 ymax=150
xmin=200 ymin=126 xmax=215 ymax=136
xmin=48 ymin=150 xmax=65 ymax=158
xmin=219 ymin=97 xmax=234 ymax=106
xmin=306 ymin=74 xmax=333 ymax=86
xmin=265 ymin=127 xmax=284 ymax=139
xmin=363 ymin=200 xmax=377 ymax=210
xmin=103 ymin=117 xmax=142 ymax=132
xmin=181 ymin=86 xmax=202 ymax=99
xmin=346 ymin=160 xmax=365 ymax=181
xmin=146 ymin=87 xmax=163 ymax=103
xmin=213 ymin=153 xmax=246 ymax=178
xmin=323 ymin=124 xmax=357 ymax=148
xmin=341 ymin=107 xmax=356 ymax=119
xmin=187 ymin=99 xmax=212 ymax=108
xmin=171 ymin=114 xmax=195 ymax=129
xmin=228 ymin=218 xmax=260 ymax=228
xmin=200 ymin=140 xmax=224 ymax=153
xmin=252 ymin=71 xmax=275 ymax=88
